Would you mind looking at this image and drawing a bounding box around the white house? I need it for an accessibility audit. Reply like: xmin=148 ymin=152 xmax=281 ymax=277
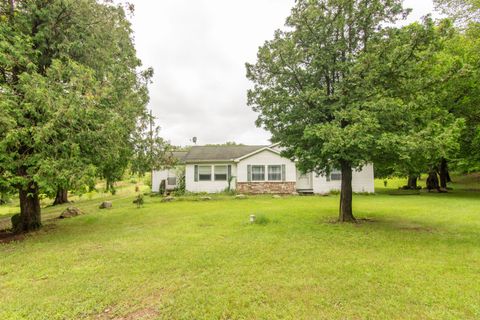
xmin=152 ymin=144 xmax=375 ymax=194
xmin=151 ymin=151 xmax=187 ymax=193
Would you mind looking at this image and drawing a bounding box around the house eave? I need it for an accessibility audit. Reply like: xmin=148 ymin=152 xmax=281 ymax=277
xmin=184 ymin=160 xmax=236 ymax=164
xmin=233 ymin=147 xmax=281 ymax=162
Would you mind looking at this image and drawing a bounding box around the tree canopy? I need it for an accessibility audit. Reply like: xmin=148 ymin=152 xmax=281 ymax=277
xmin=0 ymin=0 xmax=152 ymax=231
xmin=247 ymin=0 xmax=465 ymax=221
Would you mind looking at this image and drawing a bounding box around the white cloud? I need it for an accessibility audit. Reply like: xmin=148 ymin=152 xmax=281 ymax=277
xmin=129 ymin=0 xmax=436 ymax=146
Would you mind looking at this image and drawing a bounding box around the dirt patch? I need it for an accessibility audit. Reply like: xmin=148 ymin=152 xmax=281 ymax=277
xmin=95 ymin=290 xmax=166 ymax=320
xmin=97 ymin=307 xmax=159 ymax=320
xmin=399 ymin=225 xmax=436 ymax=233
xmin=0 ymin=223 xmax=57 ymax=244
xmin=113 ymin=308 xmax=159 ymax=320
xmin=323 ymin=217 xmax=378 ymax=225
xmin=0 ymin=230 xmax=25 ymax=244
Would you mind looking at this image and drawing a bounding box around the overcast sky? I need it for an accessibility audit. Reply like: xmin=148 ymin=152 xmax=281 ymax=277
xmin=129 ymin=0 xmax=438 ymax=146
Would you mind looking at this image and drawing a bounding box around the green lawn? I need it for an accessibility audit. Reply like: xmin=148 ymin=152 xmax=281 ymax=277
xmin=0 ymin=178 xmax=480 ymax=319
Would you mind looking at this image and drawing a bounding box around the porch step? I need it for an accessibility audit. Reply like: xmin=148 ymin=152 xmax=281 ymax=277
xmin=297 ymin=189 xmax=314 ymax=195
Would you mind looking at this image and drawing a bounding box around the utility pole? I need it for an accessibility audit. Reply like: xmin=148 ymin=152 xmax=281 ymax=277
xmin=149 ymin=109 xmax=154 ymax=189
xmin=149 ymin=109 xmax=153 ymax=157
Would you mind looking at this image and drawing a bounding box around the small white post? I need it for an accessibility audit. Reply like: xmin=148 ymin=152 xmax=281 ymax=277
xmin=250 ymin=214 xmax=256 ymax=224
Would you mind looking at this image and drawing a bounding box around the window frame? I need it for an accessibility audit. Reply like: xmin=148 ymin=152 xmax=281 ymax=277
xmin=214 ymin=165 xmax=228 ymax=181
xmin=251 ymin=165 xmax=265 ymax=181
xmin=167 ymin=177 xmax=177 ymax=186
xmin=198 ymin=165 xmax=212 ymax=181
xmin=267 ymin=165 xmax=282 ymax=181
xmin=329 ymin=169 xmax=342 ymax=181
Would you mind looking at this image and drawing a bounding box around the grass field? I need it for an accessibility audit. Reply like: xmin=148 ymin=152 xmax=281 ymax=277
xmin=0 ymin=175 xmax=479 ymax=319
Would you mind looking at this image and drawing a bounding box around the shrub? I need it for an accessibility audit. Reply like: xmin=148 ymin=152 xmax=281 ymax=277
xmin=175 ymin=174 xmax=186 ymax=196
xmin=133 ymin=194 xmax=144 ymax=208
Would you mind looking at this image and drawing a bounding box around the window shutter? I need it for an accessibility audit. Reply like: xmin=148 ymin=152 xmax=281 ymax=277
xmin=194 ymin=165 xmax=198 ymax=182
xmin=282 ymin=165 xmax=286 ymax=181
xmin=227 ymin=165 xmax=232 ymax=180
xmin=247 ymin=165 xmax=251 ymax=182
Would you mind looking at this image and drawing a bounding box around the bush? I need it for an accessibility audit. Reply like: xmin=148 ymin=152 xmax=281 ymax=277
xmin=133 ymin=194 xmax=144 ymax=208
xmin=143 ymin=173 xmax=152 ymax=188
xmin=175 ymin=174 xmax=186 ymax=196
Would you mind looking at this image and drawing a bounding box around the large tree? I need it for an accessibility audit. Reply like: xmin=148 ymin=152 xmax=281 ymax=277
xmin=0 ymin=0 xmax=149 ymax=231
xmin=431 ymin=12 xmax=480 ymax=173
xmin=374 ymin=19 xmax=466 ymax=190
xmin=246 ymin=0 xmax=462 ymax=222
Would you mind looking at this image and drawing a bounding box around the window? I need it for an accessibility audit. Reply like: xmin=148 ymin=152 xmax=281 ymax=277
xmin=329 ymin=169 xmax=342 ymax=181
xmin=268 ymin=165 xmax=282 ymax=181
xmin=214 ymin=165 xmax=227 ymax=181
xmin=251 ymin=165 xmax=265 ymax=181
xmin=167 ymin=177 xmax=177 ymax=185
xmin=198 ymin=165 xmax=212 ymax=181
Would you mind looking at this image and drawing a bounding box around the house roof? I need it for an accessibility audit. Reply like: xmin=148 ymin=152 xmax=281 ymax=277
xmin=184 ymin=145 xmax=267 ymax=163
xmin=171 ymin=151 xmax=188 ymax=162
xmin=234 ymin=146 xmax=281 ymax=162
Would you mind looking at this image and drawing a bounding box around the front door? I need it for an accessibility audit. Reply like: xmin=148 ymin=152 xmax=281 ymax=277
xmin=296 ymin=171 xmax=313 ymax=190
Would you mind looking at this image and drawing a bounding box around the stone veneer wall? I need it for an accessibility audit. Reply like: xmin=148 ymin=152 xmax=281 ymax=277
xmin=236 ymin=182 xmax=296 ymax=194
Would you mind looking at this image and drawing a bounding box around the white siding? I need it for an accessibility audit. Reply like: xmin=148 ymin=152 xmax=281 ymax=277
xmin=311 ymin=164 xmax=375 ymax=194
xmin=152 ymin=168 xmax=180 ymax=192
xmin=236 ymin=150 xmax=296 ymax=182
xmin=352 ymin=164 xmax=375 ymax=193
xmin=185 ymin=163 xmax=236 ymax=193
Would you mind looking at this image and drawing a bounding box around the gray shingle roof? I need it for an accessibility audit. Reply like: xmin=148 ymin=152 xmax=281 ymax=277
xmin=171 ymin=151 xmax=188 ymax=162
xmin=184 ymin=145 xmax=266 ymax=162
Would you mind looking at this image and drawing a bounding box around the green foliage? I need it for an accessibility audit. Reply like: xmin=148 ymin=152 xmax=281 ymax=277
xmin=246 ymin=0 xmax=465 ymax=218
xmin=247 ymin=0 xmax=409 ymax=173
xmin=130 ymin=112 xmax=173 ymax=176
xmin=133 ymin=194 xmax=144 ymax=208
xmin=0 ymin=0 xmax=153 ymax=227
xmin=174 ymin=167 xmax=186 ymax=196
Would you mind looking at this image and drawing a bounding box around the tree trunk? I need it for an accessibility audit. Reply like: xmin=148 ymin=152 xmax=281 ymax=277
xmin=426 ymin=171 xmax=440 ymax=192
xmin=439 ymin=158 xmax=450 ymax=189
xmin=17 ymin=181 xmax=41 ymax=232
xmin=407 ymin=176 xmax=418 ymax=189
xmin=53 ymin=188 xmax=69 ymax=205
xmin=339 ymin=160 xmax=356 ymax=223
xmin=8 ymin=0 xmax=14 ymax=18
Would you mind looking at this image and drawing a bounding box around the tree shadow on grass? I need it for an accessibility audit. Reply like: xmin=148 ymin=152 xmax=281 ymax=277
xmin=322 ymin=216 xmax=438 ymax=234
xmin=0 ymin=223 xmax=57 ymax=244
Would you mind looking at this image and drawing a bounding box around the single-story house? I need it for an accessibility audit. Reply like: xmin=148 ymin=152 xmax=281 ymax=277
xmin=152 ymin=144 xmax=375 ymax=194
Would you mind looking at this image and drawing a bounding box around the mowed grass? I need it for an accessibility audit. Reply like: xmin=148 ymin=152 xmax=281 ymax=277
xmin=0 ymin=180 xmax=480 ymax=319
